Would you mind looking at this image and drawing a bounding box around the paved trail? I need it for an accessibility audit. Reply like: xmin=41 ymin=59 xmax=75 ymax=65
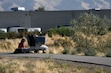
xmin=0 ymin=52 xmax=111 ymax=67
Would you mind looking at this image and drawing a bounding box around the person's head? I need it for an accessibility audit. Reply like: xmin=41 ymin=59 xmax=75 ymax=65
xmin=21 ymin=38 xmax=25 ymax=43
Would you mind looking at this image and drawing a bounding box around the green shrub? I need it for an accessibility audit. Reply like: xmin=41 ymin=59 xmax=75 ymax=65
xmin=71 ymin=13 xmax=111 ymax=36
xmin=75 ymin=47 xmax=84 ymax=53
xmin=71 ymin=47 xmax=86 ymax=55
xmin=97 ymin=27 xmax=108 ymax=35
xmin=7 ymin=32 xmax=18 ymax=39
xmin=0 ymin=64 xmax=6 ymax=73
xmin=0 ymin=32 xmax=25 ymax=39
xmin=62 ymin=47 xmax=70 ymax=54
xmin=57 ymin=27 xmax=74 ymax=36
xmin=84 ymin=48 xmax=96 ymax=56
xmin=0 ymin=32 xmax=7 ymax=39
xmin=0 ymin=31 xmax=42 ymax=39
xmin=108 ymin=27 xmax=111 ymax=31
xmin=47 ymin=27 xmax=74 ymax=37
xmin=47 ymin=28 xmax=58 ymax=37
xmin=105 ymin=49 xmax=111 ymax=57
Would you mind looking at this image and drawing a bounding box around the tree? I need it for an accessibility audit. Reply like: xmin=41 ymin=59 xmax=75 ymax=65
xmin=71 ymin=12 xmax=111 ymax=35
xmin=70 ymin=12 xmax=111 ymax=53
xmin=36 ymin=7 xmax=45 ymax=11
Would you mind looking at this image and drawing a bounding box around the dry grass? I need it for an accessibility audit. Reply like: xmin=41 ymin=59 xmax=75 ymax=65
xmin=73 ymin=32 xmax=111 ymax=56
xmin=0 ymin=33 xmax=111 ymax=56
xmin=45 ymin=34 xmax=76 ymax=54
xmin=0 ymin=39 xmax=20 ymax=52
xmin=0 ymin=34 xmax=76 ymax=54
xmin=0 ymin=38 xmax=28 ymax=52
xmin=0 ymin=35 xmax=111 ymax=73
xmin=0 ymin=57 xmax=110 ymax=73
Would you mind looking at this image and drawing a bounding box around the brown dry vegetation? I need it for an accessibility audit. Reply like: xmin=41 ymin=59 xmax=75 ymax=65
xmin=0 ymin=38 xmax=29 ymax=52
xmin=0 ymin=34 xmax=111 ymax=73
xmin=46 ymin=34 xmax=76 ymax=54
xmin=0 ymin=34 xmax=76 ymax=54
xmin=73 ymin=32 xmax=111 ymax=56
xmin=0 ymin=32 xmax=111 ymax=56
xmin=0 ymin=57 xmax=110 ymax=73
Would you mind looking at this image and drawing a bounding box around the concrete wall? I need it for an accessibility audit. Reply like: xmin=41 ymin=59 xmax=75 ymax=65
xmin=30 ymin=11 xmax=72 ymax=31
xmin=0 ymin=9 xmax=111 ymax=32
xmin=0 ymin=11 xmax=30 ymax=28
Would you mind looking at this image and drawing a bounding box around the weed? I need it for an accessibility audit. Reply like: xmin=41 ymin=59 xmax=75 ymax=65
xmin=95 ymin=68 xmax=104 ymax=73
xmin=105 ymin=49 xmax=111 ymax=57
xmin=62 ymin=47 xmax=70 ymax=54
xmin=84 ymin=48 xmax=96 ymax=56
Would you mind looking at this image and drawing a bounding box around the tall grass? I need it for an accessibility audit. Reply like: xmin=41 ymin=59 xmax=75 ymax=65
xmin=0 ymin=38 xmax=28 ymax=52
xmin=0 ymin=57 xmax=109 ymax=73
xmin=46 ymin=34 xmax=76 ymax=54
xmin=0 ymin=33 xmax=111 ymax=57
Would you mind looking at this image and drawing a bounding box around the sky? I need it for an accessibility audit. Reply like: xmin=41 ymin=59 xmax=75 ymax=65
xmin=0 ymin=0 xmax=111 ymax=11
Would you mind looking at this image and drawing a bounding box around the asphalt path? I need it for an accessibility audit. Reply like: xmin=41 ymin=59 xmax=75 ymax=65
xmin=0 ymin=52 xmax=111 ymax=67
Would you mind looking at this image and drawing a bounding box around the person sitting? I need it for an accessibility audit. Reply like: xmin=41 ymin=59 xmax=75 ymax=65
xmin=18 ymin=38 xmax=26 ymax=49
xmin=17 ymin=38 xmax=29 ymax=53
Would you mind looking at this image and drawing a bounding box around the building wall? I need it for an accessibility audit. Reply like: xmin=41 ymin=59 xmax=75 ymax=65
xmin=30 ymin=11 xmax=72 ymax=31
xmin=0 ymin=11 xmax=30 ymax=28
xmin=0 ymin=9 xmax=111 ymax=32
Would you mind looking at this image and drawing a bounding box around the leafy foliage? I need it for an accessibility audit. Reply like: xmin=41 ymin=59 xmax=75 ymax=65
xmin=71 ymin=13 xmax=111 ymax=35
xmin=105 ymin=49 xmax=111 ymax=57
xmin=62 ymin=47 xmax=70 ymax=54
xmin=71 ymin=12 xmax=111 ymax=55
xmin=0 ymin=32 xmax=7 ymax=39
xmin=47 ymin=26 xmax=74 ymax=37
xmin=0 ymin=32 xmax=24 ymax=39
xmin=84 ymin=48 xmax=96 ymax=56
xmin=37 ymin=7 xmax=45 ymax=11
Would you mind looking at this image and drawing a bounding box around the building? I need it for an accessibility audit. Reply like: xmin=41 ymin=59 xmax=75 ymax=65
xmin=0 ymin=8 xmax=111 ymax=32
